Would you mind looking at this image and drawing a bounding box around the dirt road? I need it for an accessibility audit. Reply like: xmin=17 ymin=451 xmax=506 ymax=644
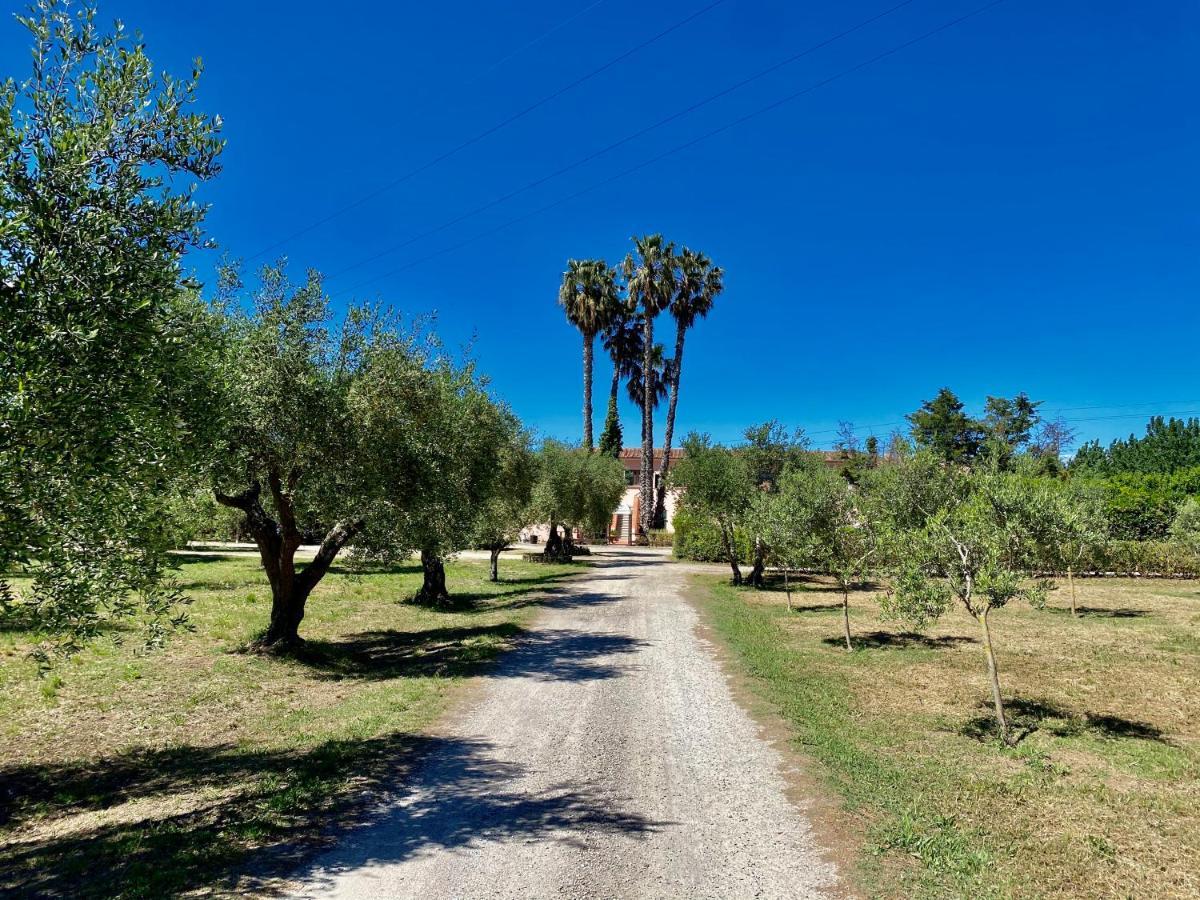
xmin=286 ymin=548 xmax=838 ymax=899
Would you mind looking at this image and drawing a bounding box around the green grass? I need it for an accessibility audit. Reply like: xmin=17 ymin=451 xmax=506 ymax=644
xmin=0 ymin=552 xmax=580 ymax=898
xmin=695 ymin=574 xmax=1200 ymax=899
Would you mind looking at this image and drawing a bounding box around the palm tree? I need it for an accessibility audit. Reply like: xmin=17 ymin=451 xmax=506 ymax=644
xmin=599 ymin=303 xmax=643 ymax=458
xmin=653 ymin=247 xmax=723 ymax=527
xmin=626 ymin=343 xmax=671 ymax=411
xmin=558 ymin=259 xmax=620 ymax=450
xmin=622 ymin=235 xmax=677 ymax=539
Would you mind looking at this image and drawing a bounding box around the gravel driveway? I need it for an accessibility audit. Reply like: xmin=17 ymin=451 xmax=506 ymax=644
xmin=285 ymin=548 xmax=838 ymax=899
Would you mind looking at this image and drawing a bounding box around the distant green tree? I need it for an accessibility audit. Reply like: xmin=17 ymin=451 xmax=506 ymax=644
xmin=908 ymin=388 xmax=982 ymax=464
xmin=558 ymin=259 xmax=620 ymax=451
xmin=1043 ymin=480 xmax=1108 ymax=617
xmin=876 ymin=453 xmax=1054 ymax=745
xmin=741 ymin=421 xmax=809 ymax=587
xmin=471 ymin=426 xmax=538 ymax=581
xmin=531 ymin=442 xmax=625 ymax=559
xmin=1169 ymin=498 xmax=1200 ymax=556
xmin=1071 ymin=416 xmax=1200 ymax=475
xmin=672 ymin=433 xmax=753 ymax=584
xmin=981 ymin=393 xmax=1042 ymax=469
xmin=655 ymin=247 xmax=723 ymax=527
xmin=0 ymin=1 xmax=224 ymax=659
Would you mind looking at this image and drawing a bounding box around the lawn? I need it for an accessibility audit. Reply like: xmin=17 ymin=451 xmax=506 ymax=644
xmin=694 ymin=574 xmax=1200 ymax=899
xmin=0 ymin=552 xmax=580 ymax=898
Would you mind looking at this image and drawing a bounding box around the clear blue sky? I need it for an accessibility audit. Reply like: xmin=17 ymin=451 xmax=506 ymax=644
xmin=6 ymin=0 xmax=1198 ymax=448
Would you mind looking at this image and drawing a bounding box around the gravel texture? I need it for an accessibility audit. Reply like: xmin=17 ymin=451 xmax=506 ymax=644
xmin=286 ymin=548 xmax=838 ymax=899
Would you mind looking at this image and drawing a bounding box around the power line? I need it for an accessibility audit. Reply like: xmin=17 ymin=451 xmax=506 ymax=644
xmin=324 ymin=0 xmax=919 ymax=283
xmin=462 ymin=0 xmax=610 ymax=87
xmin=332 ymin=0 xmax=1011 ymax=298
xmin=245 ymin=0 xmax=729 ymax=263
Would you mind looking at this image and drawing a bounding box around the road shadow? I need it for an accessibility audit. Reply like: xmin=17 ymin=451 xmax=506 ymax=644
xmin=0 ymin=733 xmax=663 ymax=899
xmin=292 ymin=622 xmax=645 ymax=684
xmin=281 ymin=737 xmax=665 ymax=894
xmin=823 ymin=631 xmax=978 ymax=650
xmin=959 ymin=698 xmax=1171 ymax=745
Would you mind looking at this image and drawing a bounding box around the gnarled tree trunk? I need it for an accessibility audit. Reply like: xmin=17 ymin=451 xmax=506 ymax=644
xmin=216 ymin=477 xmax=362 ymax=648
xmin=721 ymin=524 xmax=742 ymax=585
xmin=415 ymin=548 xmax=450 ymax=605
xmin=489 ymin=544 xmax=503 ymax=581
xmin=748 ymin=538 xmax=766 ymax=588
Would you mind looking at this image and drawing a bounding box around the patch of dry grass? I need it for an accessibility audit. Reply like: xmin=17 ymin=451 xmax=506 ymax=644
xmin=699 ymin=573 xmax=1200 ymax=899
xmin=0 ymin=552 xmax=580 ymax=897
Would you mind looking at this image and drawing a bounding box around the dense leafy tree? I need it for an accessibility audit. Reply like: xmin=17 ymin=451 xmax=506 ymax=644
xmin=0 ymin=1 xmax=224 ymax=658
xmin=1042 ymin=480 xmax=1108 ymax=616
xmin=623 ymin=235 xmax=677 ymax=539
xmin=655 ymin=248 xmax=723 ymax=527
xmin=558 ymin=259 xmax=620 ymax=451
xmin=876 ymin=454 xmax=1055 ymax=744
xmin=530 ymin=441 xmax=625 ymax=559
xmin=778 ymin=463 xmax=878 ymax=649
xmin=980 ymin=393 xmax=1042 ymax=468
xmin=1071 ymin=416 xmax=1200 ymax=476
xmin=908 ymin=388 xmax=982 ymax=464
xmin=470 ymin=425 xmax=537 ymax=581
xmin=214 ymin=264 xmax=512 ymax=642
xmin=672 ymin=433 xmax=753 ymax=584
xmin=741 ymin=421 xmax=809 ymax=587
xmin=1168 ymin=498 xmax=1200 ymax=556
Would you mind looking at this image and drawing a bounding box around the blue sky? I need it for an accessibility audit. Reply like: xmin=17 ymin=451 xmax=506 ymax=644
xmin=6 ymin=0 xmax=1198 ymax=448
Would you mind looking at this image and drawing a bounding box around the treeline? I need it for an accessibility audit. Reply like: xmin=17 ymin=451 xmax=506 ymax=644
xmin=0 ymin=5 xmax=624 ymax=660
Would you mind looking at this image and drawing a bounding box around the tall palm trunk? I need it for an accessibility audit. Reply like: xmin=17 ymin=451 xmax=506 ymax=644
xmin=640 ymin=311 xmax=655 ymax=540
xmin=654 ymin=325 xmax=686 ymax=528
xmin=582 ymin=333 xmax=594 ymax=451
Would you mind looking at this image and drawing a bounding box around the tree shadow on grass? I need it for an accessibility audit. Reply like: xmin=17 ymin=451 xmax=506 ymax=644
xmin=1043 ymin=606 xmax=1151 ymax=619
xmin=0 ymin=733 xmax=663 ymax=899
xmin=822 ymin=631 xmax=977 ymax=650
xmin=959 ymin=697 xmax=1171 ymax=745
xmin=292 ymin=622 xmax=645 ymax=683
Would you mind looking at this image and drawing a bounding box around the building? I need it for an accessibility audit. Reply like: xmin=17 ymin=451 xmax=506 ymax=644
xmin=609 ymin=447 xmax=687 ymax=545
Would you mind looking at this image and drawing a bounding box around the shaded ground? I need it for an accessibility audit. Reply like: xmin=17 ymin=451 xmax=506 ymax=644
xmin=0 ymin=554 xmax=580 ymax=898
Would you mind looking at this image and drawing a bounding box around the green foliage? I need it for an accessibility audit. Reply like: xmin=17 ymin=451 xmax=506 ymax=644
xmin=1082 ymin=466 xmax=1200 ymax=540
xmin=1071 ymin=416 xmax=1200 ymax=475
xmin=0 ymin=1 xmax=224 ymax=658
xmin=908 ymin=388 xmax=982 ymax=464
xmin=530 ymin=441 xmax=625 ymax=539
xmin=672 ymin=509 xmax=750 ymax=563
xmin=470 ymin=428 xmax=538 ymax=550
xmin=1168 ymin=498 xmax=1200 ymax=555
xmin=598 ymin=394 xmax=623 ymax=458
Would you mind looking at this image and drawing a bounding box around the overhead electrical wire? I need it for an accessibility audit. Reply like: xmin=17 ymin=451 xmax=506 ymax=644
xmin=322 ymin=0 xmax=920 ymax=283
xmin=244 ymin=0 xmax=729 ymax=263
xmin=330 ymin=0 xmax=1011 ymax=299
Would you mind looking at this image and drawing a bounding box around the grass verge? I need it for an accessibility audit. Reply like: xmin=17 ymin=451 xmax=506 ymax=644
xmin=0 ymin=552 xmax=580 ymax=897
xmin=694 ymin=574 xmax=1199 ymax=899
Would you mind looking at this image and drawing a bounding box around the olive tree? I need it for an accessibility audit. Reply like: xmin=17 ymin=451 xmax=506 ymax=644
xmin=671 ymin=433 xmax=752 ymax=584
xmin=214 ymin=264 xmax=508 ymax=643
xmin=741 ymin=422 xmax=809 ymax=587
xmin=1043 ymin=480 xmax=1108 ymax=616
xmin=469 ymin=424 xmax=537 ymax=581
xmin=0 ymin=1 xmax=224 ymax=658
xmin=530 ymin=442 xmax=625 ymax=560
xmin=876 ymin=453 xmax=1053 ymax=745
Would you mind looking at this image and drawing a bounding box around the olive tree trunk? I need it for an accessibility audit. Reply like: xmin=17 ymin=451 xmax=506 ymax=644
xmin=841 ymin=584 xmax=853 ymax=651
xmin=1067 ymin=566 xmax=1078 ymax=617
xmin=748 ymin=538 xmax=766 ymax=588
xmin=415 ymin=549 xmax=450 ymax=605
xmin=977 ymin=607 xmax=1011 ymax=744
xmin=489 ymin=545 xmax=502 ymax=581
xmin=216 ymin=477 xmax=362 ymax=648
xmin=721 ymin=523 xmax=742 ymax=585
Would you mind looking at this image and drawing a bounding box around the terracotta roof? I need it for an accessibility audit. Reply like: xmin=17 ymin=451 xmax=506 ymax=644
xmin=617 ymin=448 xmax=686 ymax=462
